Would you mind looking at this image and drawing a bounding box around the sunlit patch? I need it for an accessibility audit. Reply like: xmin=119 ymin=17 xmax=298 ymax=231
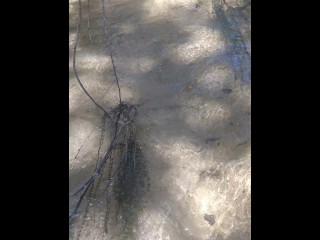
xmin=175 ymin=27 xmax=223 ymax=64
xmin=144 ymin=134 xmax=250 ymax=239
xmin=184 ymin=99 xmax=231 ymax=130
xmin=75 ymin=54 xmax=111 ymax=72
xmin=118 ymin=22 xmax=136 ymax=35
xmin=69 ymin=0 xmax=78 ymax=11
xmin=137 ymin=209 xmax=167 ymax=240
xmin=69 ymin=33 xmax=77 ymax=46
xmin=190 ymin=153 xmax=251 ymax=238
xmin=69 ymin=119 xmax=101 ymax=167
xmin=197 ymin=63 xmax=235 ymax=93
xmin=144 ymin=0 xmax=198 ymax=17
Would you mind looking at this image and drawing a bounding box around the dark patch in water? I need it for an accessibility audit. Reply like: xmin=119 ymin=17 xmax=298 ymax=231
xmin=205 ymin=137 xmax=220 ymax=144
xmin=204 ymin=214 xmax=216 ymax=225
xmin=200 ymin=168 xmax=222 ymax=180
xmin=222 ymin=88 xmax=233 ymax=94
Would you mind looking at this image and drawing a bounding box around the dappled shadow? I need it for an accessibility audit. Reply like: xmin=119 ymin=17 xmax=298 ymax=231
xmin=212 ymin=0 xmax=251 ymax=82
xmin=69 ymin=0 xmax=251 ymax=239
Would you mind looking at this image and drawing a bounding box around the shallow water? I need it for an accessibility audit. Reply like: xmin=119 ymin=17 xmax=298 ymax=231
xmin=69 ymin=0 xmax=251 ymax=239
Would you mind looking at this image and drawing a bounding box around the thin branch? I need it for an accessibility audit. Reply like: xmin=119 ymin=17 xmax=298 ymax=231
xmin=74 ymin=127 xmax=97 ymax=160
xmin=100 ymin=0 xmax=122 ymax=104
xmin=69 ymin=176 xmax=92 ymax=221
xmin=133 ymin=126 xmax=136 ymax=169
xmin=87 ymin=0 xmax=93 ymax=44
xmin=95 ymin=113 xmax=108 ymax=170
xmin=100 ymin=0 xmax=107 ymax=25
xmin=109 ymin=48 xmax=122 ymax=104
xmin=73 ymin=0 xmax=111 ymax=119
xmin=70 ymin=0 xmax=139 ymax=228
xmin=69 ymin=112 xmax=122 ymax=218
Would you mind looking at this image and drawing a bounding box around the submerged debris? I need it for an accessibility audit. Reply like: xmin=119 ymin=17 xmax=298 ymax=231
xmin=200 ymin=168 xmax=222 ymax=180
xmin=70 ymin=102 xmax=149 ymax=239
xmin=205 ymin=137 xmax=220 ymax=144
xmin=204 ymin=214 xmax=216 ymax=226
xmin=222 ymin=88 xmax=233 ymax=94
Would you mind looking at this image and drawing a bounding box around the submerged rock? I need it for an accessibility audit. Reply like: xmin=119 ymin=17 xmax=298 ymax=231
xmin=204 ymin=214 xmax=216 ymax=226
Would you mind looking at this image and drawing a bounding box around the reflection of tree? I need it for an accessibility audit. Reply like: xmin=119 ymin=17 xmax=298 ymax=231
xmin=214 ymin=0 xmax=251 ymax=82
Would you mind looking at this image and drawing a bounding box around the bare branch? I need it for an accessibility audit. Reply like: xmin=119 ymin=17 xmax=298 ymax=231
xmin=87 ymin=0 xmax=93 ymax=44
xmin=73 ymin=0 xmax=111 ymax=119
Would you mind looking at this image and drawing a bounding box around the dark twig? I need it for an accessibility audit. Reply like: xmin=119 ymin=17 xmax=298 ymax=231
xmin=70 ymin=0 xmax=143 ymax=232
xmin=108 ymin=48 xmax=122 ymax=104
xmin=100 ymin=0 xmax=107 ymax=25
xmin=100 ymin=0 xmax=122 ymax=105
xmin=137 ymin=99 xmax=150 ymax=107
xmin=69 ymin=111 xmax=122 ymax=220
xmin=75 ymin=183 xmax=95 ymax=239
xmin=74 ymin=127 xmax=97 ymax=160
xmin=87 ymin=0 xmax=93 ymax=44
xmin=95 ymin=113 xmax=108 ymax=170
xmin=69 ymin=176 xmax=93 ymax=222
xmin=73 ymin=0 xmax=111 ymax=119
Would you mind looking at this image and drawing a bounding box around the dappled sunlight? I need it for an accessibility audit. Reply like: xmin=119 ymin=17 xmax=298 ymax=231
xmin=140 ymin=132 xmax=250 ymax=239
xmin=69 ymin=49 xmax=136 ymax=113
xmin=69 ymin=0 xmax=78 ymax=17
xmin=69 ymin=0 xmax=251 ymax=239
xmin=69 ymin=117 xmax=106 ymax=168
xmin=143 ymin=0 xmax=198 ymax=18
xmin=194 ymin=152 xmax=251 ymax=239
xmin=75 ymin=54 xmax=111 ymax=72
xmin=184 ymin=98 xmax=231 ymax=130
xmin=175 ymin=26 xmax=223 ymax=64
xmin=197 ymin=63 xmax=235 ymax=92
xmin=69 ymin=32 xmax=77 ymax=47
